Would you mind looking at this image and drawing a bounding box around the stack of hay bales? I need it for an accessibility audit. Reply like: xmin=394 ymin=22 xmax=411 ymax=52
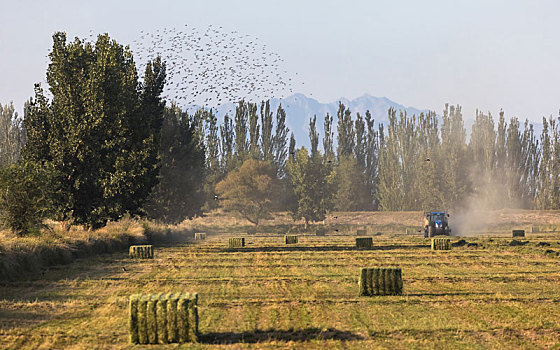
xmin=359 ymin=267 xmax=403 ymax=296
xmin=284 ymin=235 xmax=298 ymax=244
xmin=129 ymin=292 xmax=198 ymax=344
xmin=194 ymin=233 xmax=206 ymax=240
xmin=431 ymin=237 xmax=451 ymax=250
xmin=512 ymin=229 xmax=525 ymax=238
xmin=357 ymin=229 xmax=367 ymax=236
xmin=129 ymin=245 xmax=154 ymax=259
xmin=356 ymin=237 xmax=373 ymax=249
xmin=228 ymin=237 xmax=245 ymax=248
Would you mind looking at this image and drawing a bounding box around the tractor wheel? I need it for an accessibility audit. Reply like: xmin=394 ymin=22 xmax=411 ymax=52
xmin=428 ymin=226 xmax=435 ymax=238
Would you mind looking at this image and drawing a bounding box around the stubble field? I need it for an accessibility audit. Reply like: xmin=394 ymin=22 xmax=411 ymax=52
xmin=1 ymin=211 xmax=560 ymax=349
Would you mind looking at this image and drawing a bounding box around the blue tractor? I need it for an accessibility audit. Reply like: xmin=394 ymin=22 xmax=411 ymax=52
xmin=424 ymin=211 xmax=451 ymax=238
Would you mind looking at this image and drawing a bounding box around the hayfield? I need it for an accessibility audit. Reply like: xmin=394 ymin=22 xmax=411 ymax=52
xmin=1 ymin=211 xmax=560 ymax=348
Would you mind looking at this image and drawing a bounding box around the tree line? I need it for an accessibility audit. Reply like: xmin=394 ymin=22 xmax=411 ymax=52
xmin=0 ymin=32 xmax=558 ymax=235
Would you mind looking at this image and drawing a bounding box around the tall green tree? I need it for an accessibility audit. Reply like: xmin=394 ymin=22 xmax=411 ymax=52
xmin=0 ymin=102 xmax=26 ymax=167
xmin=285 ymin=147 xmax=334 ymax=229
xmin=336 ymin=102 xmax=354 ymax=159
xmin=144 ymin=105 xmax=205 ymax=223
xmin=260 ymin=100 xmax=274 ymax=161
xmin=309 ymin=115 xmax=319 ymax=157
xmin=220 ymin=113 xmax=235 ymax=172
xmin=323 ymin=112 xmax=335 ymax=161
xmin=23 ymin=32 xmax=165 ymax=228
xmin=272 ymin=104 xmax=289 ymax=176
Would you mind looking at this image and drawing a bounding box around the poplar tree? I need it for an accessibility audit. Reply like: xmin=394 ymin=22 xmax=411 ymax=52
xmin=260 ymin=100 xmax=274 ymax=161
xmin=272 ymin=104 xmax=289 ymax=176
xmin=23 ymin=32 xmax=165 ymax=228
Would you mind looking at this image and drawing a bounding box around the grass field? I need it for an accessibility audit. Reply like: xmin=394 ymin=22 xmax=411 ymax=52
xmin=1 ymin=212 xmax=560 ymax=348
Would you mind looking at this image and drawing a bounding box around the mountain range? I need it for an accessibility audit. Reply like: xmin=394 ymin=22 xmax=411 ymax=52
xmin=186 ymin=93 xmax=431 ymax=149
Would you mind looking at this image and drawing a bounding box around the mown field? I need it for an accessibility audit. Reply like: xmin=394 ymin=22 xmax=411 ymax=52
xmin=1 ymin=214 xmax=560 ymax=349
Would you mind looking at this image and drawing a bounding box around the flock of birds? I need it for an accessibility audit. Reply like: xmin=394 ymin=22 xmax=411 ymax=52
xmin=130 ymin=24 xmax=296 ymax=108
xmin=41 ymin=25 xmax=298 ymax=109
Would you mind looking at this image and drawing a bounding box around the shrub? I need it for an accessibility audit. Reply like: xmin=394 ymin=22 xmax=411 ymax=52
xmin=356 ymin=237 xmax=373 ymax=249
xmin=316 ymin=226 xmax=327 ymax=236
xmin=359 ymin=267 xmax=403 ymax=296
xmin=431 ymin=237 xmax=451 ymax=250
xmin=129 ymin=245 xmax=154 ymax=259
xmin=0 ymin=162 xmax=56 ymax=235
xmin=129 ymin=292 xmax=198 ymax=344
xmin=284 ymin=235 xmax=298 ymax=244
xmin=228 ymin=237 xmax=245 ymax=248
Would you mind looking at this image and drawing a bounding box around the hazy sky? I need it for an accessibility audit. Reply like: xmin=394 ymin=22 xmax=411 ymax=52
xmin=1 ymin=0 xmax=559 ymax=122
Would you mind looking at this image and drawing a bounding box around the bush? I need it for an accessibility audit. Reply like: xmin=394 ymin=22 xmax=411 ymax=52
xmin=0 ymin=162 xmax=56 ymax=235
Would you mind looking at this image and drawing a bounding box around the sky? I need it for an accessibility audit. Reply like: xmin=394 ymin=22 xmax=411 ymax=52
xmin=1 ymin=0 xmax=559 ymax=123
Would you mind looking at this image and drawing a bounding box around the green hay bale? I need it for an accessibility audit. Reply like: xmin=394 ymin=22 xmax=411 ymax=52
xmin=512 ymin=229 xmax=525 ymax=238
xmin=359 ymin=267 xmax=403 ymax=296
xmin=156 ymin=294 xmax=169 ymax=344
xmin=129 ymin=245 xmax=154 ymax=259
xmin=284 ymin=235 xmax=298 ymax=244
xmin=431 ymin=237 xmax=451 ymax=250
xmin=357 ymin=229 xmax=367 ymax=235
xmin=228 ymin=237 xmax=245 ymax=248
xmin=129 ymin=292 xmax=198 ymax=344
xmin=356 ymin=237 xmax=373 ymax=249
xmin=137 ymin=295 xmax=149 ymax=344
xmin=194 ymin=232 xmax=206 ymax=240
xmin=146 ymin=294 xmax=159 ymax=344
xmin=129 ymin=295 xmax=140 ymax=344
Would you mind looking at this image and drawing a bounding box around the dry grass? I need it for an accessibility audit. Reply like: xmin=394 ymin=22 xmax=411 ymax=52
xmin=2 ymin=211 xmax=560 ymax=348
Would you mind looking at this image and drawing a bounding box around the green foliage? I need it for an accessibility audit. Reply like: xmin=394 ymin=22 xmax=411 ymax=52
xmin=23 ymin=32 xmax=165 ymax=228
xmin=285 ymin=147 xmax=335 ymax=228
xmin=215 ymin=159 xmax=280 ymax=226
xmin=333 ymin=155 xmax=371 ymax=211
xmin=0 ymin=161 xmax=56 ymax=235
xmin=0 ymin=102 xmax=26 ymax=168
xmin=143 ymin=105 xmax=205 ymax=224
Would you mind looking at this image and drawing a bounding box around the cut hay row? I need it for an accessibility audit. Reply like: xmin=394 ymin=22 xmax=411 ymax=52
xmin=358 ymin=267 xmax=403 ymax=296
xmin=284 ymin=235 xmax=298 ymax=244
xmin=194 ymin=233 xmax=206 ymax=240
xmin=129 ymin=292 xmax=198 ymax=344
xmin=356 ymin=237 xmax=373 ymax=249
xmin=431 ymin=237 xmax=451 ymax=250
xmin=228 ymin=237 xmax=245 ymax=248
xmin=129 ymin=245 xmax=154 ymax=259
xmin=512 ymin=229 xmax=525 ymax=237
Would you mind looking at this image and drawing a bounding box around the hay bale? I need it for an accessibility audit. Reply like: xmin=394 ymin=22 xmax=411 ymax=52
xmin=512 ymin=229 xmax=525 ymax=238
xmin=431 ymin=237 xmax=451 ymax=250
xmin=129 ymin=245 xmax=154 ymax=259
xmin=359 ymin=267 xmax=402 ymax=296
xmin=356 ymin=237 xmax=373 ymax=249
xmin=284 ymin=235 xmax=298 ymax=244
xmin=357 ymin=229 xmax=367 ymax=235
xmin=129 ymin=292 xmax=198 ymax=344
xmin=194 ymin=232 xmax=206 ymax=240
xmin=228 ymin=237 xmax=245 ymax=248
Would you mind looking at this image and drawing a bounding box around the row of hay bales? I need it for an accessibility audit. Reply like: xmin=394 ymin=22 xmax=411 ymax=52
xmin=125 ymin=228 xmax=536 ymax=344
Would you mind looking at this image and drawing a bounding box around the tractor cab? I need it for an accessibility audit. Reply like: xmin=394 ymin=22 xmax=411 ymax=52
xmin=424 ymin=211 xmax=451 ymax=238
